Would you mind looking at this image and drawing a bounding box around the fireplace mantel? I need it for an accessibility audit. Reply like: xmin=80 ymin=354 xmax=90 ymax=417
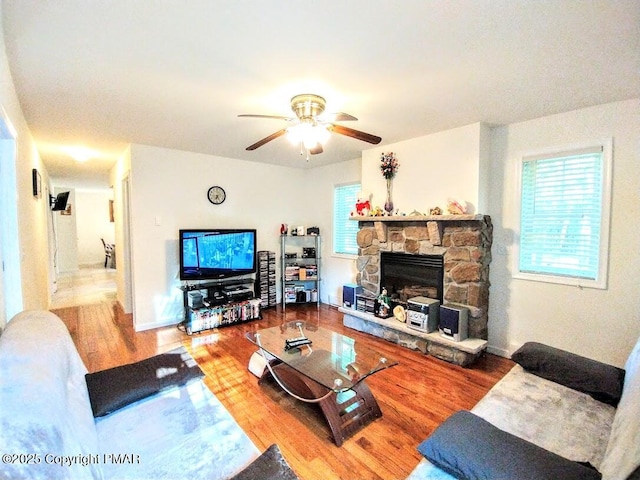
xmin=350 ymin=214 xmax=486 ymax=223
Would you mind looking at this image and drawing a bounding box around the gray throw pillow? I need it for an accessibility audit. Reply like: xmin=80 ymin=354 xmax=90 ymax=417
xmin=418 ymin=411 xmax=602 ymax=480
xmin=511 ymin=341 xmax=625 ymax=406
xmin=230 ymin=444 xmax=299 ymax=480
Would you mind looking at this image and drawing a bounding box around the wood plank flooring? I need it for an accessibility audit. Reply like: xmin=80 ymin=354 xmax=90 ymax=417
xmin=51 ymin=301 xmax=513 ymax=480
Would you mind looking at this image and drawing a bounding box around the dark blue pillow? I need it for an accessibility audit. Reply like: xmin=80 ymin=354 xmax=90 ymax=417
xmin=418 ymin=411 xmax=601 ymax=480
xmin=511 ymin=342 xmax=625 ymax=406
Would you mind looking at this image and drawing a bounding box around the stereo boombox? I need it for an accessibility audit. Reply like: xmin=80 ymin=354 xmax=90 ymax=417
xmin=406 ymin=296 xmax=440 ymax=333
xmin=439 ymin=303 xmax=469 ymax=342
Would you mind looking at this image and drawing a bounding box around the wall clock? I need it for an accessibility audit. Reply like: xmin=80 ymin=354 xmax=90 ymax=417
xmin=207 ymin=186 xmax=226 ymax=205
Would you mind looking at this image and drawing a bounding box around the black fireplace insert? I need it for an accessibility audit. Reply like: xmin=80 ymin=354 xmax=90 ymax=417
xmin=379 ymin=252 xmax=444 ymax=303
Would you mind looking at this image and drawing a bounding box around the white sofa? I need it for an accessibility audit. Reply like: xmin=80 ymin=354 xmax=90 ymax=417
xmin=407 ymin=337 xmax=640 ymax=480
xmin=0 ymin=310 xmax=294 ymax=480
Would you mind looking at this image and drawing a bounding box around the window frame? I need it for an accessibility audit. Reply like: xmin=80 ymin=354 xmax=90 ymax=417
xmin=332 ymin=182 xmax=360 ymax=258
xmin=513 ymin=139 xmax=613 ymax=289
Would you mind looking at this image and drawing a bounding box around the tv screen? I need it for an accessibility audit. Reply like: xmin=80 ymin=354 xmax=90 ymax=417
xmin=51 ymin=191 xmax=70 ymax=211
xmin=179 ymin=229 xmax=256 ymax=281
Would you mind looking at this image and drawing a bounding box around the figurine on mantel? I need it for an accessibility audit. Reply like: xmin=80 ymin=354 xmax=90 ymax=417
xmin=447 ymin=199 xmax=467 ymax=215
xmin=370 ymin=205 xmax=384 ymax=216
xmin=354 ymin=195 xmax=371 ymax=216
xmin=376 ymin=288 xmax=391 ymax=318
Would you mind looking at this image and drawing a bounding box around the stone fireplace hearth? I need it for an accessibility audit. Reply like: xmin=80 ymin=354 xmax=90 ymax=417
xmin=340 ymin=214 xmax=493 ymax=366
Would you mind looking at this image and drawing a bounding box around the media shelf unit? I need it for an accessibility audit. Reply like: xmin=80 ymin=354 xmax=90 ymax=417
xmin=281 ymin=234 xmax=321 ymax=309
xmin=179 ymin=277 xmax=261 ymax=335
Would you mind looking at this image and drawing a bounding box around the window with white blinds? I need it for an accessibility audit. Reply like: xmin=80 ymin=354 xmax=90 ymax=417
xmin=518 ymin=143 xmax=611 ymax=288
xmin=333 ymin=183 xmax=360 ymax=256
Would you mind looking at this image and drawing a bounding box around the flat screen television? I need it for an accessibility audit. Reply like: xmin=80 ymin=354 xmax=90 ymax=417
xmin=179 ymin=229 xmax=257 ymax=281
xmin=51 ymin=191 xmax=70 ymax=211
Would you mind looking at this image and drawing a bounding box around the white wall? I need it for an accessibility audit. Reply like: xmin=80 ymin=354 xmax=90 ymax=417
xmin=52 ymin=187 xmax=77 ymax=273
xmin=489 ymin=99 xmax=640 ymax=367
xmin=48 ymin=181 xmax=116 ymax=268
xmin=126 ymin=144 xmax=309 ymax=330
xmin=113 ymin=143 xmax=361 ymax=330
xmin=0 ymin=5 xmax=51 ymax=324
xmin=74 ymin=189 xmax=115 ymax=266
xmin=302 ymin=158 xmax=362 ymax=306
xmin=361 ymin=123 xmax=490 ymax=214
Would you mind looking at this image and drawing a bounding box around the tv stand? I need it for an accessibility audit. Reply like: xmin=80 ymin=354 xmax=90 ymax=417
xmin=179 ymin=276 xmax=261 ymax=335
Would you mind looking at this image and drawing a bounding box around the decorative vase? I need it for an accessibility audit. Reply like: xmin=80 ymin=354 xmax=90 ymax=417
xmin=384 ymin=178 xmax=394 ymax=215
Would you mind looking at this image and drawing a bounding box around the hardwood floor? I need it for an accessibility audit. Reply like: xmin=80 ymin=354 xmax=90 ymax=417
xmin=50 ymin=265 xmax=117 ymax=309
xmin=51 ymin=301 xmax=513 ymax=480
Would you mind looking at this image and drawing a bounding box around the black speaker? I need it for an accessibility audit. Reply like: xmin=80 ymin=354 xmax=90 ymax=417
xmin=343 ymin=284 xmax=362 ymax=308
xmin=439 ymin=304 xmax=468 ymax=342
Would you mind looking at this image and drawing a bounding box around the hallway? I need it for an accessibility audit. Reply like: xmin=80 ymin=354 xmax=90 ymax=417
xmin=50 ymin=264 xmax=116 ymax=309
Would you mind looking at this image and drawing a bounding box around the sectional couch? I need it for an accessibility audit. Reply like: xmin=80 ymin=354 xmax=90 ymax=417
xmin=0 ymin=310 xmax=298 ymax=480
xmin=407 ymin=337 xmax=640 ymax=480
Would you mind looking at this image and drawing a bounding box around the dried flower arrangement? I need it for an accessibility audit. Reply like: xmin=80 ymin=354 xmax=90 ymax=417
xmin=380 ymin=152 xmax=399 ymax=179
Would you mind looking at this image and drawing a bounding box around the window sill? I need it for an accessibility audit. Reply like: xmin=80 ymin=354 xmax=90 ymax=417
xmin=513 ymin=271 xmax=607 ymax=290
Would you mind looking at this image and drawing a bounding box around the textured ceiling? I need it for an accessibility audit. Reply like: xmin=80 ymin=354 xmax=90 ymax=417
xmin=2 ymin=0 xmax=639 ymax=186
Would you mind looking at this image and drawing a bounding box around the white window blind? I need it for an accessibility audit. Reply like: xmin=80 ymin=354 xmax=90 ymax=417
xmin=519 ymin=146 xmax=605 ymax=281
xmin=333 ymin=183 xmax=360 ymax=255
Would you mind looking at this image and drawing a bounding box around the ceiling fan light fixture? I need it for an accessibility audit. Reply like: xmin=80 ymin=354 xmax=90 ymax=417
xmin=290 ymin=94 xmax=326 ymax=120
xmin=312 ymin=124 xmax=330 ymax=145
xmin=287 ymin=123 xmax=330 ymax=149
xmin=241 ymin=92 xmax=381 ymax=153
xmin=286 ymin=123 xmax=306 ymax=145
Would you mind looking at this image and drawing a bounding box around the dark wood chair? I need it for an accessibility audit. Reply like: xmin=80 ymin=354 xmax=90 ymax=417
xmin=101 ymin=238 xmax=114 ymax=268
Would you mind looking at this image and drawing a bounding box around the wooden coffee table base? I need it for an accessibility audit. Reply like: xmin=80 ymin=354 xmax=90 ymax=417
xmin=260 ymin=362 xmax=383 ymax=446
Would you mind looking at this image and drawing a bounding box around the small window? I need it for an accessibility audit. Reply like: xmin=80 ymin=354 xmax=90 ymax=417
xmin=517 ymin=142 xmax=611 ymax=288
xmin=333 ymin=183 xmax=360 ymax=256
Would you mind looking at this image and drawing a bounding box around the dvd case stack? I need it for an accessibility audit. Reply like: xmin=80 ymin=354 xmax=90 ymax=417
xmin=257 ymin=251 xmax=277 ymax=308
xmin=186 ymin=298 xmax=261 ymax=335
xmin=284 ymin=265 xmax=299 ymax=280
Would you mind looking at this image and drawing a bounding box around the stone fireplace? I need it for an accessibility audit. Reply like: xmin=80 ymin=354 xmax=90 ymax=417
xmin=340 ymin=214 xmax=493 ymax=365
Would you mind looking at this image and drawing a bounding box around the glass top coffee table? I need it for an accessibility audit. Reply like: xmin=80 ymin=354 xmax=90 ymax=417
xmin=246 ymin=321 xmax=398 ymax=446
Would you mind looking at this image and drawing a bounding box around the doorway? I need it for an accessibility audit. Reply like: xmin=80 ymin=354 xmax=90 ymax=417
xmin=121 ymin=175 xmax=134 ymax=314
xmin=49 ymin=186 xmax=117 ymax=308
xmin=0 ymin=108 xmax=22 ymax=326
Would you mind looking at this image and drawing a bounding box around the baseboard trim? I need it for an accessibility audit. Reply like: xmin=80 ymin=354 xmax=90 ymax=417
xmin=486 ymin=344 xmax=510 ymax=358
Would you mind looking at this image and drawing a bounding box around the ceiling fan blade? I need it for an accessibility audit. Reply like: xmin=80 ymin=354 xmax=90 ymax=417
xmin=238 ymin=114 xmax=294 ymax=121
xmin=309 ymin=143 xmax=323 ymax=155
xmin=246 ymin=129 xmax=287 ymax=150
xmin=329 ymin=124 xmax=382 ymax=144
xmin=331 ymin=112 xmax=358 ymax=121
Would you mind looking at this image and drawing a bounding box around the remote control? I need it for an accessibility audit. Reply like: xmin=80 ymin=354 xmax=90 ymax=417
xmin=285 ymin=337 xmax=312 ymax=350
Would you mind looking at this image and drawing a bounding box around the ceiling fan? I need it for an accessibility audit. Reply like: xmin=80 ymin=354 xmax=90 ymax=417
xmin=239 ymin=94 xmax=382 ymax=155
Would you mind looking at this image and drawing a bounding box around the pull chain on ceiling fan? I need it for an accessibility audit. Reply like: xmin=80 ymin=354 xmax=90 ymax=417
xmin=239 ymin=94 xmax=381 ymax=157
